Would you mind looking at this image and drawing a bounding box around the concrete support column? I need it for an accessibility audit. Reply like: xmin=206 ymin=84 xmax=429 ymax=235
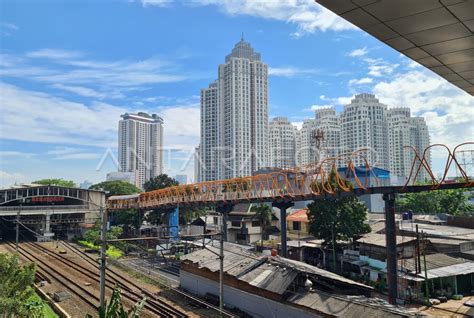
xmin=272 ymin=200 xmax=294 ymax=258
xmin=383 ymin=193 xmax=398 ymax=305
xmin=216 ymin=204 xmax=233 ymax=242
xmin=45 ymin=213 xmax=51 ymax=234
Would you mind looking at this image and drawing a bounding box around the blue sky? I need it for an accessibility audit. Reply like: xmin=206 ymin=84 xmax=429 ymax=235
xmin=1 ymin=0 xmax=473 ymax=187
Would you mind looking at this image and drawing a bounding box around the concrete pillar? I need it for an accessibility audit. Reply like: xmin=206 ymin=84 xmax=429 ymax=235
xmin=216 ymin=204 xmax=233 ymax=242
xmin=272 ymin=200 xmax=294 ymax=258
xmin=45 ymin=213 xmax=51 ymax=234
xmin=383 ymin=193 xmax=398 ymax=305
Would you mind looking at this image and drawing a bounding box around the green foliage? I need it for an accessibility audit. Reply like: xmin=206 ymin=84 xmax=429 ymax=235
xmin=396 ymin=189 xmax=472 ymax=216
xmin=251 ymin=204 xmax=273 ymax=247
xmin=86 ymin=286 xmax=146 ymax=318
xmin=0 ymin=253 xmax=45 ymax=317
xmin=307 ymin=196 xmax=371 ymax=246
xmin=143 ymin=174 xmax=179 ymax=192
xmin=32 ymin=178 xmax=77 ymax=188
xmin=179 ymin=207 xmax=207 ymax=225
xmin=78 ymin=241 xmax=123 ymax=259
xmin=112 ymin=209 xmax=142 ymax=234
xmin=307 ymin=171 xmax=370 ymax=247
xmin=89 ymin=181 xmax=141 ymax=197
xmin=83 ymin=224 xmax=123 ymax=247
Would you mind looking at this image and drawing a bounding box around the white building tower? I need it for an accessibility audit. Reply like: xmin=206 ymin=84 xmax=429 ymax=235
xmin=388 ymin=108 xmax=430 ymax=181
xmin=296 ymin=119 xmax=317 ymax=166
xmin=269 ymin=117 xmax=297 ymax=169
xmin=200 ymin=37 xmax=269 ymax=181
xmin=340 ymin=94 xmax=389 ymax=170
xmin=118 ymin=112 xmax=163 ymax=189
xmin=314 ymin=107 xmax=341 ymax=162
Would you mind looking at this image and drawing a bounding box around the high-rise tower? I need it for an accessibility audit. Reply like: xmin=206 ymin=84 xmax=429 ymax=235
xmin=118 ymin=112 xmax=163 ymax=189
xmin=200 ymin=37 xmax=269 ymax=181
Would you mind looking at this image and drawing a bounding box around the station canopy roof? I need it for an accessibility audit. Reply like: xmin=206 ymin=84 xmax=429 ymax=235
xmin=316 ymin=0 xmax=474 ymax=96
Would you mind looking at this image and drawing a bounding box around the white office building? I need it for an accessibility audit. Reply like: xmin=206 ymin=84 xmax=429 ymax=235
xmin=387 ymin=108 xmax=430 ymax=182
xmin=200 ymin=37 xmax=269 ymax=181
xmin=118 ymin=112 xmax=163 ymax=189
xmin=106 ymin=171 xmax=136 ymax=185
xmin=269 ymin=117 xmax=297 ymax=169
xmin=340 ymin=94 xmax=390 ymax=170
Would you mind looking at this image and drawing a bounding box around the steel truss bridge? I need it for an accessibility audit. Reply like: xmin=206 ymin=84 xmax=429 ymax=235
xmin=108 ymin=142 xmax=473 ymax=210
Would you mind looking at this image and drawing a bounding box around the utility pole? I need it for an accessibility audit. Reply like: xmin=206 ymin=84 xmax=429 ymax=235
xmin=422 ymin=231 xmax=429 ymax=301
xmin=99 ymin=192 xmax=107 ymax=310
xmin=219 ymin=220 xmax=224 ymax=317
xmin=15 ymin=203 xmax=21 ymax=251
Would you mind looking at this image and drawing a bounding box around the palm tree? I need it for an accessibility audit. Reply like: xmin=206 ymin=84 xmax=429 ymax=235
xmin=251 ymin=204 xmax=274 ymax=249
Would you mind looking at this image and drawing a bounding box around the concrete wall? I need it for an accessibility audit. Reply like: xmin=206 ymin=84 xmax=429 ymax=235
xmin=180 ymin=271 xmax=320 ymax=318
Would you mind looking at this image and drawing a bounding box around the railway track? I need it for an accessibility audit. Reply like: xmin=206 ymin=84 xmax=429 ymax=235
xmin=5 ymin=241 xmax=100 ymax=313
xmin=31 ymin=241 xmax=188 ymax=318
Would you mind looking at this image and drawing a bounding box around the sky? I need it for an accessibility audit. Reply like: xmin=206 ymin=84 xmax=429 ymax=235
xmin=0 ymin=0 xmax=473 ymax=188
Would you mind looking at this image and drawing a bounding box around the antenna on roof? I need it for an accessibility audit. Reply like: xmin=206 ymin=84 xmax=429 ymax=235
xmin=241 ymin=32 xmax=244 ymax=41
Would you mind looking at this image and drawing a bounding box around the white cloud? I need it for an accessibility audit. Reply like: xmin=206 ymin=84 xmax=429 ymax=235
xmin=0 ymin=82 xmax=201 ymax=151
xmin=0 ymin=82 xmax=127 ymax=147
xmin=0 ymin=171 xmax=28 ymax=188
xmin=26 ymin=49 xmax=84 ymax=60
xmin=188 ymin=0 xmax=356 ymax=35
xmin=51 ymin=84 xmax=124 ymax=99
xmin=1 ymin=22 xmax=19 ymax=37
xmin=373 ymin=69 xmax=474 ymax=162
xmin=54 ymin=153 xmax=102 ymax=160
xmin=348 ymin=77 xmax=373 ymax=85
xmin=349 ymin=47 xmax=368 ymax=57
xmin=141 ymin=0 xmax=173 ymax=7
xmin=0 ymin=52 xmax=189 ymax=96
xmin=0 ymin=151 xmax=35 ymax=158
xmin=268 ymin=66 xmax=318 ymax=77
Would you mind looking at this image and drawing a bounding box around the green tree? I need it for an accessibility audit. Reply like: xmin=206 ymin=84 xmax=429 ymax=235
xmin=86 ymin=285 xmax=145 ymax=318
xmin=83 ymin=224 xmax=123 ymax=246
xmin=397 ymin=189 xmax=472 ymax=216
xmin=251 ymin=204 xmax=273 ymax=248
xmin=32 ymin=178 xmax=77 ymax=188
xmin=143 ymin=174 xmax=178 ymax=192
xmin=0 ymin=253 xmax=44 ymax=317
xmin=89 ymin=181 xmax=141 ymax=197
xmin=307 ymin=170 xmax=370 ymax=271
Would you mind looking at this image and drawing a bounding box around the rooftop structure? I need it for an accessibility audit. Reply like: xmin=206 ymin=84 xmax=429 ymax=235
xmin=316 ymin=0 xmax=474 ymax=96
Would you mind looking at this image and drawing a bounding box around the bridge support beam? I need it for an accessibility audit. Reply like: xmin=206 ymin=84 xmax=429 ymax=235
xmin=272 ymin=200 xmax=294 ymax=258
xmin=168 ymin=206 xmax=179 ymax=241
xmin=216 ymin=204 xmax=233 ymax=242
xmin=383 ymin=193 xmax=398 ymax=305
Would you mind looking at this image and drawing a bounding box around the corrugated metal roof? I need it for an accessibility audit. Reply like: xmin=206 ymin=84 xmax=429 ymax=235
xmin=357 ymin=233 xmax=416 ymax=247
xmin=182 ymin=242 xmax=371 ymax=294
xmin=426 ymin=262 xmax=474 ymax=279
xmin=288 ymin=292 xmax=417 ymax=317
xmin=403 ymin=253 xmax=466 ymax=272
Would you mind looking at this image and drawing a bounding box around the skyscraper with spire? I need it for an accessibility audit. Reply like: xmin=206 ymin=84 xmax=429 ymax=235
xmin=199 ymin=37 xmax=269 ymax=181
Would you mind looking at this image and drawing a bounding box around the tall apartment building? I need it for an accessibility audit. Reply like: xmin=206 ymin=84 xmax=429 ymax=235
xmin=200 ymin=81 xmax=220 ymax=181
xmin=340 ymin=94 xmax=390 ymax=170
xmin=269 ymin=117 xmax=297 ymax=169
xmin=118 ymin=112 xmax=163 ymax=189
xmin=387 ymin=108 xmax=430 ymax=181
xmin=296 ymin=119 xmax=317 ymax=166
xmin=315 ymin=107 xmax=340 ymax=161
xmin=200 ymin=37 xmax=269 ymax=181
